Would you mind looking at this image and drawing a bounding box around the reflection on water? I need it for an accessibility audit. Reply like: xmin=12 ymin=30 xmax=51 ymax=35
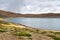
xmin=5 ymin=18 xmax=60 ymax=30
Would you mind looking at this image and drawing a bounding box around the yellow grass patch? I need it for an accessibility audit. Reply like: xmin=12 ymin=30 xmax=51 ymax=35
xmin=1 ymin=23 xmax=25 ymax=28
xmin=0 ymin=18 xmax=4 ymax=20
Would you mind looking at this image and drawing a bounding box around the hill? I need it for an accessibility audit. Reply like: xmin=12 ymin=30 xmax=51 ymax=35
xmin=0 ymin=10 xmax=60 ymax=18
xmin=0 ymin=10 xmax=21 ymax=17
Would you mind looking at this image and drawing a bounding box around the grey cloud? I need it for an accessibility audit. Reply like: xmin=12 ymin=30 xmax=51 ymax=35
xmin=5 ymin=0 xmax=24 ymax=12
xmin=0 ymin=0 xmax=60 ymax=13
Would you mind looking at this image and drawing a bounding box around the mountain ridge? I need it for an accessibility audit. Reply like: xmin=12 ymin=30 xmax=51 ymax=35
xmin=0 ymin=10 xmax=60 ymax=18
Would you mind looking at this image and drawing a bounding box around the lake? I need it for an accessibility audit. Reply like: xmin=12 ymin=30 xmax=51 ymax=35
xmin=5 ymin=18 xmax=60 ymax=30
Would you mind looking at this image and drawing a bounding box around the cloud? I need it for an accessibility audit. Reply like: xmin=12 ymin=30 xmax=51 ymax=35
xmin=20 ymin=0 xmax=60 ymax=14
xmin=0 ymin=4 xmax=8 ymax=10
xmin=0 ymin=0 xmax=60 ymax=14
xmin=20 ymin=5 xmax=41 ymax=14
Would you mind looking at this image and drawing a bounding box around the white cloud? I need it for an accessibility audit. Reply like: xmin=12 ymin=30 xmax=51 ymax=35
xmin=20 ymin=0 xmax=60 ymax=14
xmin=0 ymin=4 xmax=8 ymax=10
xmin=20 ymin=5 xmax=41 ymax=14
xmin=26 ymin=5 xmax=33 ymax=10
xmin=0 ymin=0 xmax=60 ymax=14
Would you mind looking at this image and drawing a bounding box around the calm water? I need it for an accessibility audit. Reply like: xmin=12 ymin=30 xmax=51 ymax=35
xmin=5 ymin=18 xmax=60 ymax=30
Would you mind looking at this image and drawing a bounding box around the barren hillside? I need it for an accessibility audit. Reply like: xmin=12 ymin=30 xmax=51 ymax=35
xmin=0 ymin=10 xmax=60 ymax=18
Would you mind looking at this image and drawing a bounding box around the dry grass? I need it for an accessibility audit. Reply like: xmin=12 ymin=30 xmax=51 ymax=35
xmin=0 ymin=20 xmax=60 ymax=40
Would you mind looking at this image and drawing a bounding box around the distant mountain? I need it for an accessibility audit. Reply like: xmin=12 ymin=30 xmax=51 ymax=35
xmin=0 ymin=10 xmax=60 ymax=18
xmin=0 ymin=10 xmax=21 ymax=17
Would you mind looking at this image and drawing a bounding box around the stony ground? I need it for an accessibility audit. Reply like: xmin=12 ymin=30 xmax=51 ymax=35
xmin=0 ymin=20 xmax=60 ymax=40
xmin=0 ymin=32 xmax=54 ymax=40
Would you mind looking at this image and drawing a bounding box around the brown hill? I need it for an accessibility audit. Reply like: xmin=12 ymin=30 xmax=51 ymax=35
xmin=0 ymin=10 xmax=60 ymax=18
xmin=0 ymin=10 xmax=21 ymax=17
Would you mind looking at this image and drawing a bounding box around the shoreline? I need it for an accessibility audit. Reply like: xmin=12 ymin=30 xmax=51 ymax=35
xmin=0 ymin=18 xmax=60 ymax=32
xmin=1 ymin=21 xmax=60 ymax=32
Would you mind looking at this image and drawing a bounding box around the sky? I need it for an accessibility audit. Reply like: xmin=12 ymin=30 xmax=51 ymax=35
xmin=0 ymin=0 xmax=60 ymax=14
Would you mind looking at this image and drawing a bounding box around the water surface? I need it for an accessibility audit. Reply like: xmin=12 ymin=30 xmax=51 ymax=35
xmin=5 ymin=18 xmax=60 ymax=30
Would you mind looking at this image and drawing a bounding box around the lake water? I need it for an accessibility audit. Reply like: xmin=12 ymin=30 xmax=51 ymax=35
xmin=5 ymin=18 xmax=60 ymax=30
